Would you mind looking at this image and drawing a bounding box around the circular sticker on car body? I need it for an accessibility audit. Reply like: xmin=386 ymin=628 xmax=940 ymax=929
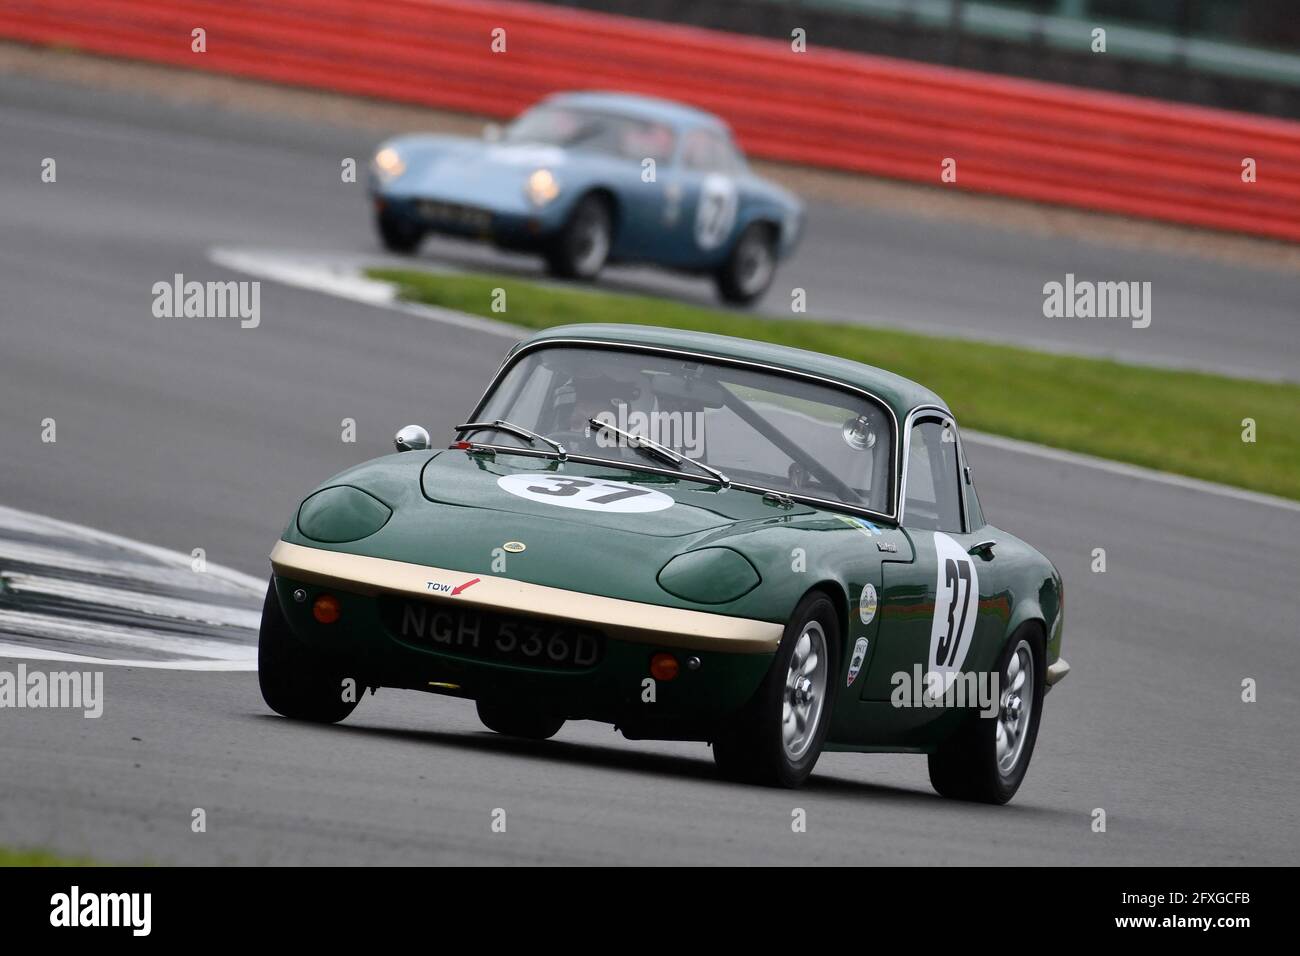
xmin=694 ymin=174 xmax=738 ymax=251
xmin=497 ymin=474 xmax=674 ymax=513
xmin=859 ymin=583 xmax=878 ymax=625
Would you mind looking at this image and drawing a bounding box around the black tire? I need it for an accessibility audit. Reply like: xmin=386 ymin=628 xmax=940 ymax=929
xmin=544 ymin=194 xmax=612 ymax=280
xmin=376 ymin=209 xmax=423 ymax=254
xmin=258 ymin=582 xmax=360 ymax=724
xmin=715 ymin=223 xmax=777 ymax=306
xmin=712 ymin=592 xmax=839 ymax=788
xmin=927 ymin=624 xmax=1045 ymax=804
xmin=476 ymin=699 xmax=565 ymax=740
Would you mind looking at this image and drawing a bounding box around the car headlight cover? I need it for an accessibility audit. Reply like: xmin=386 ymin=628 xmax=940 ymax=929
xmin=297 ymin=485 xmax=392 ymax=543
xmin=372 ymin=146 xmax=406 ymax=181
xmin=525 ymin=168 xmax=560 ymax=206
xmin=658 ymin=548 xmax=760 ymax=605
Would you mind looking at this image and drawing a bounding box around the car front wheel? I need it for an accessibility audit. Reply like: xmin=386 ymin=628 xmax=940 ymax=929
xmin=927 ymin=625 xmax=1045 ymax=804
xmin=544 ymin=194 xmax=612 ymax=280
xmin=712 ymin=593 xmax=838 ymax=787
xmin=376 ymin=208 xmax=423 ymax=254
xmin=258 ymin=581 xmax=360 ymax=724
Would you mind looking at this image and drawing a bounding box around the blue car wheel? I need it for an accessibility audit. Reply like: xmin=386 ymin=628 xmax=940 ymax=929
xmin=544 ymin=194 xmax=612 ymax=280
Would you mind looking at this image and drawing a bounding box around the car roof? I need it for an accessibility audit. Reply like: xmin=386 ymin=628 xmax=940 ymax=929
xmin=508 ymin=324 xmax=949 ymax=423
xmin=540 ymin=91 xmax=728 ymax=132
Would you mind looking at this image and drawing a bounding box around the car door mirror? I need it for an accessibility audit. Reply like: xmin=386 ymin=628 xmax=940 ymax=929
xmin=394 ymin=425 xmax=431 ymax=452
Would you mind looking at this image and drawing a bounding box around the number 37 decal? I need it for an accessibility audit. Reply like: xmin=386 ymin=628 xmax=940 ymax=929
xmin=929 ymin=532 xmax=979 ymax=682
xmin=497 ymin=474 xmax=675 ymax=513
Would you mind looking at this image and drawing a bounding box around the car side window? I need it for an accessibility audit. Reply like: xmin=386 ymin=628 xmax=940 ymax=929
xmin=904 ymin=417 xmax=963 ymax=533
xmin=681 ymin=129 xmax=736 ymax=173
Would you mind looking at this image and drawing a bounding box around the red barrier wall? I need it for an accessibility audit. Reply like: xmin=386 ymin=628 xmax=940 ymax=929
xmin=4 ymin=0 xmax=1299 ymax=241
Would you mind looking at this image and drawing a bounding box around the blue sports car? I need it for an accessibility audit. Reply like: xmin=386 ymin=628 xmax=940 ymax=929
xmin=368 ymin=91 xmax=804 ymax=305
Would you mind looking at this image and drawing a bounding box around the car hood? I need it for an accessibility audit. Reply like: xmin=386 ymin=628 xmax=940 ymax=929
xmin=283 ymin=450 xmax=827 ymax=613
xmin=381 ymin=135 xmax=628 ymax=210
xmin=420 ymin=450 xmax=813 ymax=537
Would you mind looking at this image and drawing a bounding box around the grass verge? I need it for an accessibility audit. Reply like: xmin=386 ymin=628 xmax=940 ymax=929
xmin=0 ymin=847 xmax=95 ymax=866
xmin=370 ymin=268 xmax=1300 ymax=501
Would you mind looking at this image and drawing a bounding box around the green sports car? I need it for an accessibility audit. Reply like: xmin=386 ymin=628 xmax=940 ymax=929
xmin=260 ymin=324 xmax=1068 ymax=802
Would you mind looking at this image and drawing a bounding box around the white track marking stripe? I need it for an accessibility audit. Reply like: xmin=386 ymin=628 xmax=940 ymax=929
xmin=0 ymin=642 xmax=255 ymax=671
xmin=0 ymin=610 xmax=256 ymax=663
xmin=2 ymin=573 xmax=262 ymax=630
xmin=0 ymin=504 xmax=264 ymax=594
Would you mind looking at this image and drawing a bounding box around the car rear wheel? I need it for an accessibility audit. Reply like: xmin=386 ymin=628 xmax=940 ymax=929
xmin=927 ymin=625 xmax=1045 ymax=804
xmin=715 ymin=223 xmax=777 ymax=306
xmin=544 ymin=194 xmax=611 ymax=280
xmin=476 ymin=699 xmax=565 ymax=740
xmin=258 ymin=581 xmax=360 ymax=724
xmin=376 ymin=208 xmax=423 ymax=254
xmin=712 ymin=593 xmax=838 ymax=788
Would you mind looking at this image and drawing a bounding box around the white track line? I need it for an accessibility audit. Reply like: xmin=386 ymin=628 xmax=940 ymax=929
xmin=210 ymin=245 xmax=1300 ymax=515
xmin=0 ymin=642 xmax=254 ymax=671
xmin=0 ymin=504 xmax=261 ymax=669
xmin=2 ymin=573 xmax=262 ymax=630
xmin=0 ymin=504 xmax=264 ymax=595
xmin=0 ymin=610 xmax=255 ymax=663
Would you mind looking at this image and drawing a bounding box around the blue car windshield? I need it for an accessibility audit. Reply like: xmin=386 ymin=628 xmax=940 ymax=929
xmin=504 ymin=106 xmax=676 ymax=164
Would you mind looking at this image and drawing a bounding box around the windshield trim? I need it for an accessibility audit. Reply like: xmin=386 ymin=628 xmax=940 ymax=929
xmin=505 ymin=106 xmax=678 ymax=164
xmin=464 ymin=339 xmax=902 ymax=523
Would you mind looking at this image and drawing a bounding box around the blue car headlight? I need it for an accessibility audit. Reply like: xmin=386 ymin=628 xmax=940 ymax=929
xmin=524 ymin=168 xmax=560 ymax=206
xmin=296 ymin=486 xmax=392 ymax=543
xmin=372 ymin=146 xmax=406 ymax=183
xmin=658 ymin=548 xmax=760 ymax=604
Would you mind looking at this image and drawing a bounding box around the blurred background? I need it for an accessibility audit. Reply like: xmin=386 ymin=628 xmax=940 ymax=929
xmin=541 ymin=0 xmax=1300 ymax=116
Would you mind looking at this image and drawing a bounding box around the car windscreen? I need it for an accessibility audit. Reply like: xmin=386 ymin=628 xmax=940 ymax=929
xmin=471 ymin=345 xmax=894 ymax=515
xmin=504 ymin=106 xmax=676 ymax=164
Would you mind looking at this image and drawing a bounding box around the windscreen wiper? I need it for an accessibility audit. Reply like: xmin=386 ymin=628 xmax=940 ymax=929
xmin=588 ymin=417 xmax=729 ymax=488
xmin=456 ymin=420 xmax=567 ymax=459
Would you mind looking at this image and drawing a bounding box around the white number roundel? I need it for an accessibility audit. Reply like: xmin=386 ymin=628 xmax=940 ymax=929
xmin=497 ymin=474 xmax=674 ymax=513
xmin=694 ymin=174 xmax=738 ymax=251
xmin=927 ymin=532 xmax=979 ymax=695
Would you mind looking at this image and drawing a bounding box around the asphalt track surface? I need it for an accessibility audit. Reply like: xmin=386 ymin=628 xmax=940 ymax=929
xmin=1 ymin=72 xmax=1298 ymax=865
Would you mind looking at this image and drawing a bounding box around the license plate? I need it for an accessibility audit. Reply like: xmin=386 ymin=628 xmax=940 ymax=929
xmin=383 ymin=598 xmax=603 ymax=669
xmin=417 ymin=201 xmax=491 ymax=231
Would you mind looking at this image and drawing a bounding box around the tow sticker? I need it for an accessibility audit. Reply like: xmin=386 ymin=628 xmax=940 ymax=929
xmin=497 ymin=474 xmax=673 ymax=513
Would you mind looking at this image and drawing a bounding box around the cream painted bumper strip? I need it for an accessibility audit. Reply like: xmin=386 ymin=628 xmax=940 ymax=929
xmin=270 ymin=540 xmax=782 ymax=654
xmin=1046 ymin=657 xmax=1071 ymax=686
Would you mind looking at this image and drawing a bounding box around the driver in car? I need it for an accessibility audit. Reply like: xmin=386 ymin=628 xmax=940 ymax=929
xmin=556 ymin=373 xmax=639 ymax=454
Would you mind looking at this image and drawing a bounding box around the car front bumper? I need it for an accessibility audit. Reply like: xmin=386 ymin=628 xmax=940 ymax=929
xmin=374 ymin=194 xmax=564 ymax=249
xmin=268 ymin=541 xmax=780 ymax=734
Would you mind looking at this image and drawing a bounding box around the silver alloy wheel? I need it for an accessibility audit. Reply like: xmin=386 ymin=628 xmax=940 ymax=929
xmin=996 ymin=639 xmax=1035 ymax=777
xmin=572 ymin=207 xmax=610 ymax=277
xmin=735 ymin=230 xmax=775 ymax=297
xmin=782 ymin=620 xmax=828 ymax=761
